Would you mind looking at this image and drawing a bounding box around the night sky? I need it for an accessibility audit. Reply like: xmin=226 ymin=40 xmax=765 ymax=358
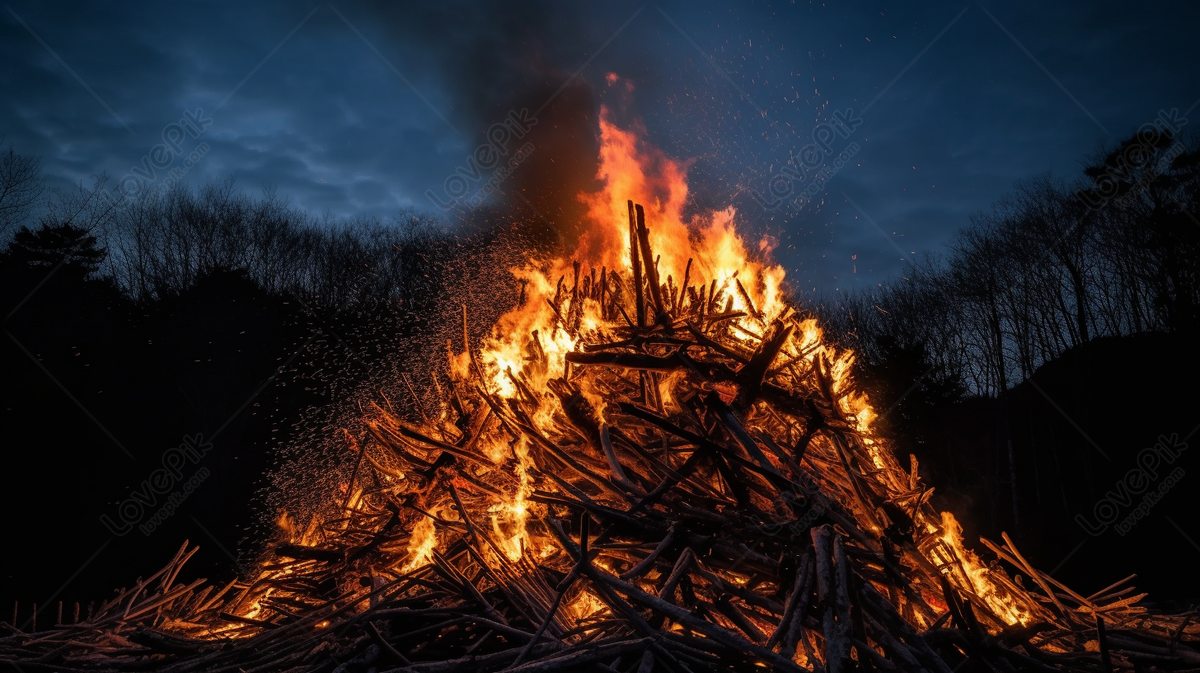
xmin=3 ymin=1 xmax=1198 ymax=295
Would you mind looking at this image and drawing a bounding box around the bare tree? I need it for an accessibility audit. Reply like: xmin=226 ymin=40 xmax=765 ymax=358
xmin=0 ymin=137 xmax=46 ymax=236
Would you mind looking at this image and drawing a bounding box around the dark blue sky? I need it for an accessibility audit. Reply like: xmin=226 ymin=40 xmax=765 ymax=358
xmin=3 ymin=1 xmax=1198 ymax=295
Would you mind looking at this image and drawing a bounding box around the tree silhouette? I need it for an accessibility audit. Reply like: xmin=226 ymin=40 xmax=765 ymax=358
xmin=4 ymin=223 xmax=105 ymax=280
xmin=0 ymin=136 xmax=44 ymax=235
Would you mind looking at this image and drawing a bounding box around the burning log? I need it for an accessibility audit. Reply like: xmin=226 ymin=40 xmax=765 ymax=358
xmin=5 ymin=202 xmax=1197 ymax=673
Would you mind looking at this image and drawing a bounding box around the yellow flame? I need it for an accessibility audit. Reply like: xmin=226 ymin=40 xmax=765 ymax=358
xmin=401 ymin=515 xmax=437 ymax=573
xmin=491 ymin=437 xmax=535 ymax=562
xmin=477 ymin=107 xmax=788 ymax=408
xmin=937 ymin=512 xmax=1032 ymax=626
xmin=567 ymin=588 xmax=608 ymax=621
xmin=247 ymin=106 xmax=1040 ymax=644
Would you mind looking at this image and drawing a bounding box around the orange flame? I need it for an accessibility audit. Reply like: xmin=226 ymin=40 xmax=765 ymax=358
xmin=269 ymin=103 xmax=1034 ymax=641
xmin=477 ymin=106 xmax=789 ymax=406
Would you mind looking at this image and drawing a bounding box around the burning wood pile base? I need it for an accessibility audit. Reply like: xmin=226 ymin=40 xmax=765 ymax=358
xmin=4 ymin=202 xmax=1197 ymax=672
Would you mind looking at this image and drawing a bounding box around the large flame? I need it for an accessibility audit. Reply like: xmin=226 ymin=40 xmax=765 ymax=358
xmin=477 ymin=107 xmax=789 ymax=404
xmin=262 ymin=103 xmax=1034 ymax=645
xmin=470 ymin=105 xmax=1027 ymax=629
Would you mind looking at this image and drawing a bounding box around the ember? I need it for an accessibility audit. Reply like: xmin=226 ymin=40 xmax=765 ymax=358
xmin=4 ymin=114 xmax=1196 ymax=672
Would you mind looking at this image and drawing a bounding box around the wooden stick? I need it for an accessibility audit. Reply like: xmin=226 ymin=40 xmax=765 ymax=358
xmin=508 ymin=570 xmax=579 ymax=669
xmin=678 ymin=258 xmax=692 ymax=316
xmin=634 ymin=204 xmax=667 ymax=325
xmin=1097 ymin=616 xmax=1113 ymax=673
xmin=783 ymin=553 xmax=816 ymax=659
xmin=735 ymin=277 xmax=762 ymax=321
xmin=620 ymin=526 xmax=676 ymax=580
xmin=599 ymin=267 xmax=608 ymax=320
xmin=628 ymin=200 xmax=644 ymax=328
xmin=1001 ymin=532 xmax=1068 ymax=616
xmin=658 ymin=547 xmax=695 ymax=601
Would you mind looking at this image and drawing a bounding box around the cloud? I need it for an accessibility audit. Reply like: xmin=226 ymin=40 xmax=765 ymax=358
xmin=3 ymin=0 xmax=1199 ymax=292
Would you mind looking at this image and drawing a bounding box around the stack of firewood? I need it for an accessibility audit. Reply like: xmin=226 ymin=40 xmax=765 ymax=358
xmin=4 ymin=202 xmax=1196 ymax=672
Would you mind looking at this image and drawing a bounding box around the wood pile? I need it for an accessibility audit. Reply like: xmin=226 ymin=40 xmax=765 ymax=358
xmin=3 ymin=202 xmax=1196 ymax=672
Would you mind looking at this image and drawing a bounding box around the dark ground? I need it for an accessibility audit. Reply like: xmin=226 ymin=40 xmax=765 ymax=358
xmin=0 ymin=262 xmax=402 ymax=624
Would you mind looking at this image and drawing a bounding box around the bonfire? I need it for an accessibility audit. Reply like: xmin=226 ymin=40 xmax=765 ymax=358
xmin=4 ymin=113 xmax=1197 ymax=672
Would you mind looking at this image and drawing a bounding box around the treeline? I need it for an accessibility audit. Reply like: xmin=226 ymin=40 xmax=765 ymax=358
xmin=814 ymin=129 xmax=1200 ymax=598
xmin=825 ymin=127 xmax=1200 ymax=398
xmin=1 ymin=159 xmax=465 ymax=317
xmin=109 ymin=181 xmax=453 ymax=312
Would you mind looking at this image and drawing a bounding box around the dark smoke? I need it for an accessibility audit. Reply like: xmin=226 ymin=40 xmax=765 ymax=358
xmin=365 ymin=0 xmax=611 ymax=245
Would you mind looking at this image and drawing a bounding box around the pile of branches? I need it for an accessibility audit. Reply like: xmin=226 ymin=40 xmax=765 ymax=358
xmin=4 ymin=203 xmax=1197 ymax=672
